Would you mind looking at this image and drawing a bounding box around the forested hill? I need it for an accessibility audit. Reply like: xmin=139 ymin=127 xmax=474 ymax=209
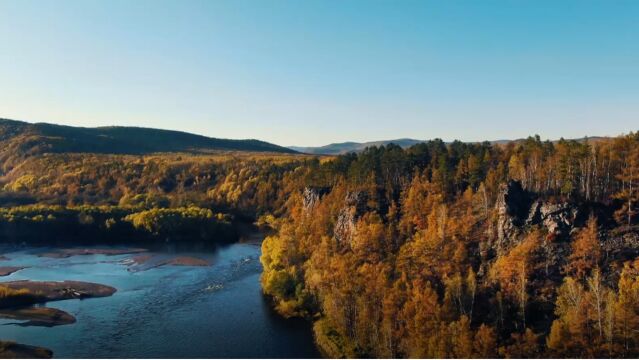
xmin=289 ymin=138 xmax=424 ymax=155
xmin=0 ymin=118 xmax=295 ymax=164
xmin=261 ymin=132 xmax=639 ymax=358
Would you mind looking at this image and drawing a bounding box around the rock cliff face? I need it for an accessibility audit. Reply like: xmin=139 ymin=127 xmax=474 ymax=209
xmin=304 ymin=180 xmax=639 ymax=270
xmin=494 ymin=180 xmax=580 ymax=256
xmin=333 ymin=191 xmax=368 ymax=248
xmin=495 ymin=180 xmax=531 ymax=254
xmin=300 ymin=187 xmax=369 ymax=248
xmin=491 ymin=180 xmax=639 ymax=273
xmin=535 ymin=202 xmax=580 ymax=237
xmin=302 ymin=187 xmax=330 ymax=212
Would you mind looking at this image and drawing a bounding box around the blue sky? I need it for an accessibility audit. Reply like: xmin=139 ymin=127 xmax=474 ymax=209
xmin=0 ymin=0 xmax=637 ymax=146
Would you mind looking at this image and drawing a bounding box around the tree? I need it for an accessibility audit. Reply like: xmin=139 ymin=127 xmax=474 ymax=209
xmin=473 ymin=324 xmax=497 ymax=358
xmin=490 ymin=230 xmax=541 ymax=329
xmin=547 ymin=277 xmax=587 ymax=356
xmin=614 ymin=135 xmax=639 ymax=226
xmin=565 ymin=215 xmax=601 ymax=279
xmin=548 ymin=271 xmax=614 ymax=357
xmin=501 ymin=328 xmax=540 ymax=358
xmin=614 ymin=261 xmax=639 ymax=356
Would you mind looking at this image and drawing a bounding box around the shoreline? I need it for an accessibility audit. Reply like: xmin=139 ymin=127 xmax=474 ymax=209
xmin=0 ymin=306 xmax=76 ymax=327
xmin=0 ymin=267 xmax=26 ymax=277
xmin=2 ymin=280 xmax=117 ymax=302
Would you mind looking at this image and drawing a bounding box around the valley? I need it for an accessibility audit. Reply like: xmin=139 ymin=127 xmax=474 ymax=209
xmin=0 ymin=119 xmax=637 ymax=357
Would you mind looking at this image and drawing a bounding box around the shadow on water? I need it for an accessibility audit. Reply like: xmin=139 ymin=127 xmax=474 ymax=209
xmin=260 ymin=292 xmax=321 ymax=359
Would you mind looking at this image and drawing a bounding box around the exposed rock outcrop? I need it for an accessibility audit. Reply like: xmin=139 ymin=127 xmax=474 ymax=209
xmin=494 ymin=180 xmax=580 ymax=256
xmin=603 ymin=226 xmax=639 ymax=261
xmin=333 ymin=191 xmax=368 ymax=248
xmin=495 ymin=180 xmax=532 ymax=253
xmin=536 ymin=202 xmax=579 ymax=237
xmin=488 ymin=180 xmax=639 ymax=287
xmin=302 ymin=186 xmax=330 ymax=212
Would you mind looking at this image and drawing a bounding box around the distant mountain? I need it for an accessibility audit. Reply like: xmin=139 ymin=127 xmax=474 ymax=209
xmin=0 ymin=118 xmax=295 ymax=155
xmin=290 ymin=136 xmax=613 ymax=155
xmin=289 ymin=138 xmax=425 ymax=155
xmin=490 ymin=136 xmax=611 ymax=145
xmin=0 ymin=117 xmax=297 ymax=173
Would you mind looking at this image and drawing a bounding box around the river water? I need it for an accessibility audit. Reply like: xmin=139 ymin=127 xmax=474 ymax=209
xmin=0 ymin=239 xmax=320 ymax=358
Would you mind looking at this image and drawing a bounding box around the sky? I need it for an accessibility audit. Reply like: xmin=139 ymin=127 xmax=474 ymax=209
xmin=0 ymin=0 xmax=637 ymax=147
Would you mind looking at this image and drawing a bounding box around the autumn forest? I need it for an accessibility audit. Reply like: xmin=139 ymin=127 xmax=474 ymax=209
xmin=0 ymin=119 xmax=639 ymax=358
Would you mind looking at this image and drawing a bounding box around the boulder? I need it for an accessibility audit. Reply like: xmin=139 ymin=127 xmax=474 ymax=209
xmin=537 ymin=202 xmax=579 ymax=237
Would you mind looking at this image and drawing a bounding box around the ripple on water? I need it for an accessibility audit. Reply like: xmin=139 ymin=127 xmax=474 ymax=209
xmin=0 ymin=242 xmax=319 ymax=358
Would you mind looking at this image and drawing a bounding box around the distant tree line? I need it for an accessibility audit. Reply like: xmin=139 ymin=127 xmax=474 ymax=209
xmin=0 ymin=205 xmax=234 ymax=245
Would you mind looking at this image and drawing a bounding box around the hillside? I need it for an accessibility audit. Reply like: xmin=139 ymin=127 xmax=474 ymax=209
xmin=289 ymin=138 xmax=424 ymax=154
xmin=265 ymin=132 xmax=639 ymax=358
xmin=0 ymin=118 xmax=295 ymax=172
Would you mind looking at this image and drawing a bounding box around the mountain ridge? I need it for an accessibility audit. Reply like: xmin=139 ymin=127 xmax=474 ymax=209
xmin=289 ymin=138 xmax=425 ymax=155
xmin=0 ymin=117 xmax=296 ymax=154
xmin=0 ymin=117 xmax=297 ymax=175
xmin=289 ymin=136 xmax=612 ymax=155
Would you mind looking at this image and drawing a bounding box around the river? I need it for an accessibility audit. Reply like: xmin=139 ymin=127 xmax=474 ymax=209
xmin=0 ymin=237 xmax=320 ymax=358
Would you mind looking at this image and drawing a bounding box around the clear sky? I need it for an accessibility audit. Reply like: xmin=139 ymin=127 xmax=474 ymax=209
xmin=0 ymin=0 xmax=637 ymax=147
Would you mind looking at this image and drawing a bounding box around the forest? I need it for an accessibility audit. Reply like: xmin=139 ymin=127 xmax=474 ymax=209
xmin=1 ymin=131 xmax=639 ymax=358
xmin=0 ymin=152 xmax=310 ymax=244
xmin=260 ymin=133 xmax=639 ymax=358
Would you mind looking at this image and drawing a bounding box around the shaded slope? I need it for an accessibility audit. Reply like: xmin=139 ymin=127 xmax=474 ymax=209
xmin=0 ymin=118 xmax=294 ymax=154
xmin=0 ymin=118 xmax=295 ymax=172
